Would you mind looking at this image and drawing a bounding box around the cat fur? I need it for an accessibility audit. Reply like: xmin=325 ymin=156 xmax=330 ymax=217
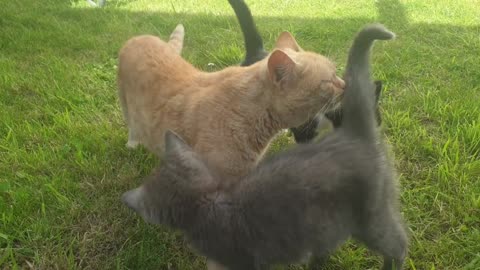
xmin=122 ymin=24 xmax=408 ymax=270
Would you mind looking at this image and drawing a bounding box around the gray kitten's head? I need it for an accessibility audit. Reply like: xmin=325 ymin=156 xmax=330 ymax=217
xmin=122 ymin=131 xmax=214 ymax=227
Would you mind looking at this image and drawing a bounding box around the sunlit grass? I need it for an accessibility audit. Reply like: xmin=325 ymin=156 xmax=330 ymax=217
xmin=1 ymin=0 xmax=479 ymax=269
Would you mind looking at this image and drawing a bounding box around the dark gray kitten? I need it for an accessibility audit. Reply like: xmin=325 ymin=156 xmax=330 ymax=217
xmin=228 ymin=0 xmax=384 ymax=143
xmin=122 ymin=24 xmax=408 ymax=270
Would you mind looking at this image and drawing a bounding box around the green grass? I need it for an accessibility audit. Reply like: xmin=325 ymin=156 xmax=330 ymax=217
xmin=1 ymin=0 xmax=479 ymax=269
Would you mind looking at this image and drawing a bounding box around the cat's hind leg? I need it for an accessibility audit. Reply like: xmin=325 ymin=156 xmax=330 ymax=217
xmin=118 ymin=82 xmax=138 ymax=149
xmin=126 ymin=128 xmax=140 ymax=149
xmin=168 ymin=24 xmax=185 ymax=55
xmin=355 ymin=210 xmax=408 ymax=270
xmin=119 ymin=98 xmax=140 ymax=149
xmin=307 ymin=255 xmax=329 ymax=270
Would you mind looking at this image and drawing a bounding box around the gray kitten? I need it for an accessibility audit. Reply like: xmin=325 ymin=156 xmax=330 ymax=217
xmin=122 ymin=24 xmax=408 ymax=270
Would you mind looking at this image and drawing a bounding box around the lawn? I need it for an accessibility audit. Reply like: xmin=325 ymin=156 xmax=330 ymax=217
xmin=1 ymin=0 xmax=479 ymax=269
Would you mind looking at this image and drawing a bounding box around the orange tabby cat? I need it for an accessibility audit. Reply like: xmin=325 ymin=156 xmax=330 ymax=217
xmin=118 ymin=24 xmax=344 ymax=186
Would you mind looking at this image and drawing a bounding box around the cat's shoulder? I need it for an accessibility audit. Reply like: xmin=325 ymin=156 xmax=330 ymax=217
xmin=121 ymin=35 xmax=169 ymax=52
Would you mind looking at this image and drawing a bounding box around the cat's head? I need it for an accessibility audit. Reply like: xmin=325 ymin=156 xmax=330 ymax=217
xmin=325 ymin=80 xmax=384 ymax=128
xmin=122 ymin=131 xmax=215 ymax=227
xmin=265 ymin=32 xmax=345 ymax=128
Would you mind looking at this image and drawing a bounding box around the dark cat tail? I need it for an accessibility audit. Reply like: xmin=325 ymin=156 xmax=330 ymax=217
xmin=341 ymin=24 xmax=395 ymax=141
xmin=228 ymin=0 xmax=268 ymax=66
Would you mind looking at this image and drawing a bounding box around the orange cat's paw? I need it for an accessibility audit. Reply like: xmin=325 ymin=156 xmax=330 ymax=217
xmin=126 ymin=140 xmax=140 ymax=149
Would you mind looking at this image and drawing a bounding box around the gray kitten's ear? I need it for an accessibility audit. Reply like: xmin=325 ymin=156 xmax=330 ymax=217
xmin=122 ymin=187 xmax=144 ymax=213
xmin=165 ymin=130 xmax=190 ymax=156
xmin=122 ymin=187 xmax=159 ymax=224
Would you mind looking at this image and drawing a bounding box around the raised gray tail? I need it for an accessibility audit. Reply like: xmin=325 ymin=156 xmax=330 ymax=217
xmin=341 ymin=24 xmax=395 ymax=141
xmin=228 ymin=0 xmax=268 ymax=66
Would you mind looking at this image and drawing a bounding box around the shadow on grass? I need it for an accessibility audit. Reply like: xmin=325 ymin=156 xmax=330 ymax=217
xmin=1 ymin=0 xmax=477 ymax=79
xmin=376 ymin=0 xmax=409 ymax=28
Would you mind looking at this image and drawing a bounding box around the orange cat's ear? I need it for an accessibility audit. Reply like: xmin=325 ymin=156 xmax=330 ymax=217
xmin=274 ymin=31 xmax=301 ymax=51
xmin=267 ymin=50 xmax=296 ymax=87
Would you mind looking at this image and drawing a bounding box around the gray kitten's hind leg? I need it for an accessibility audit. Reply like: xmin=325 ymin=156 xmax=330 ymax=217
xmin=307 ymin=255 xmax=329 ymax=270
xmin=355 ymin=211 xmax=408 ymax=270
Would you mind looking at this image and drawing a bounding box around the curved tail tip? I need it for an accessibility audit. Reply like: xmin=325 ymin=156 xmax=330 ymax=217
xmin=363 ymin=23 xmax=396 ymax=41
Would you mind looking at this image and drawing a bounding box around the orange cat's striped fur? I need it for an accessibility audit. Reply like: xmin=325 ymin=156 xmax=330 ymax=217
xmin=118 ymin=24 xmax=345 ymax=186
